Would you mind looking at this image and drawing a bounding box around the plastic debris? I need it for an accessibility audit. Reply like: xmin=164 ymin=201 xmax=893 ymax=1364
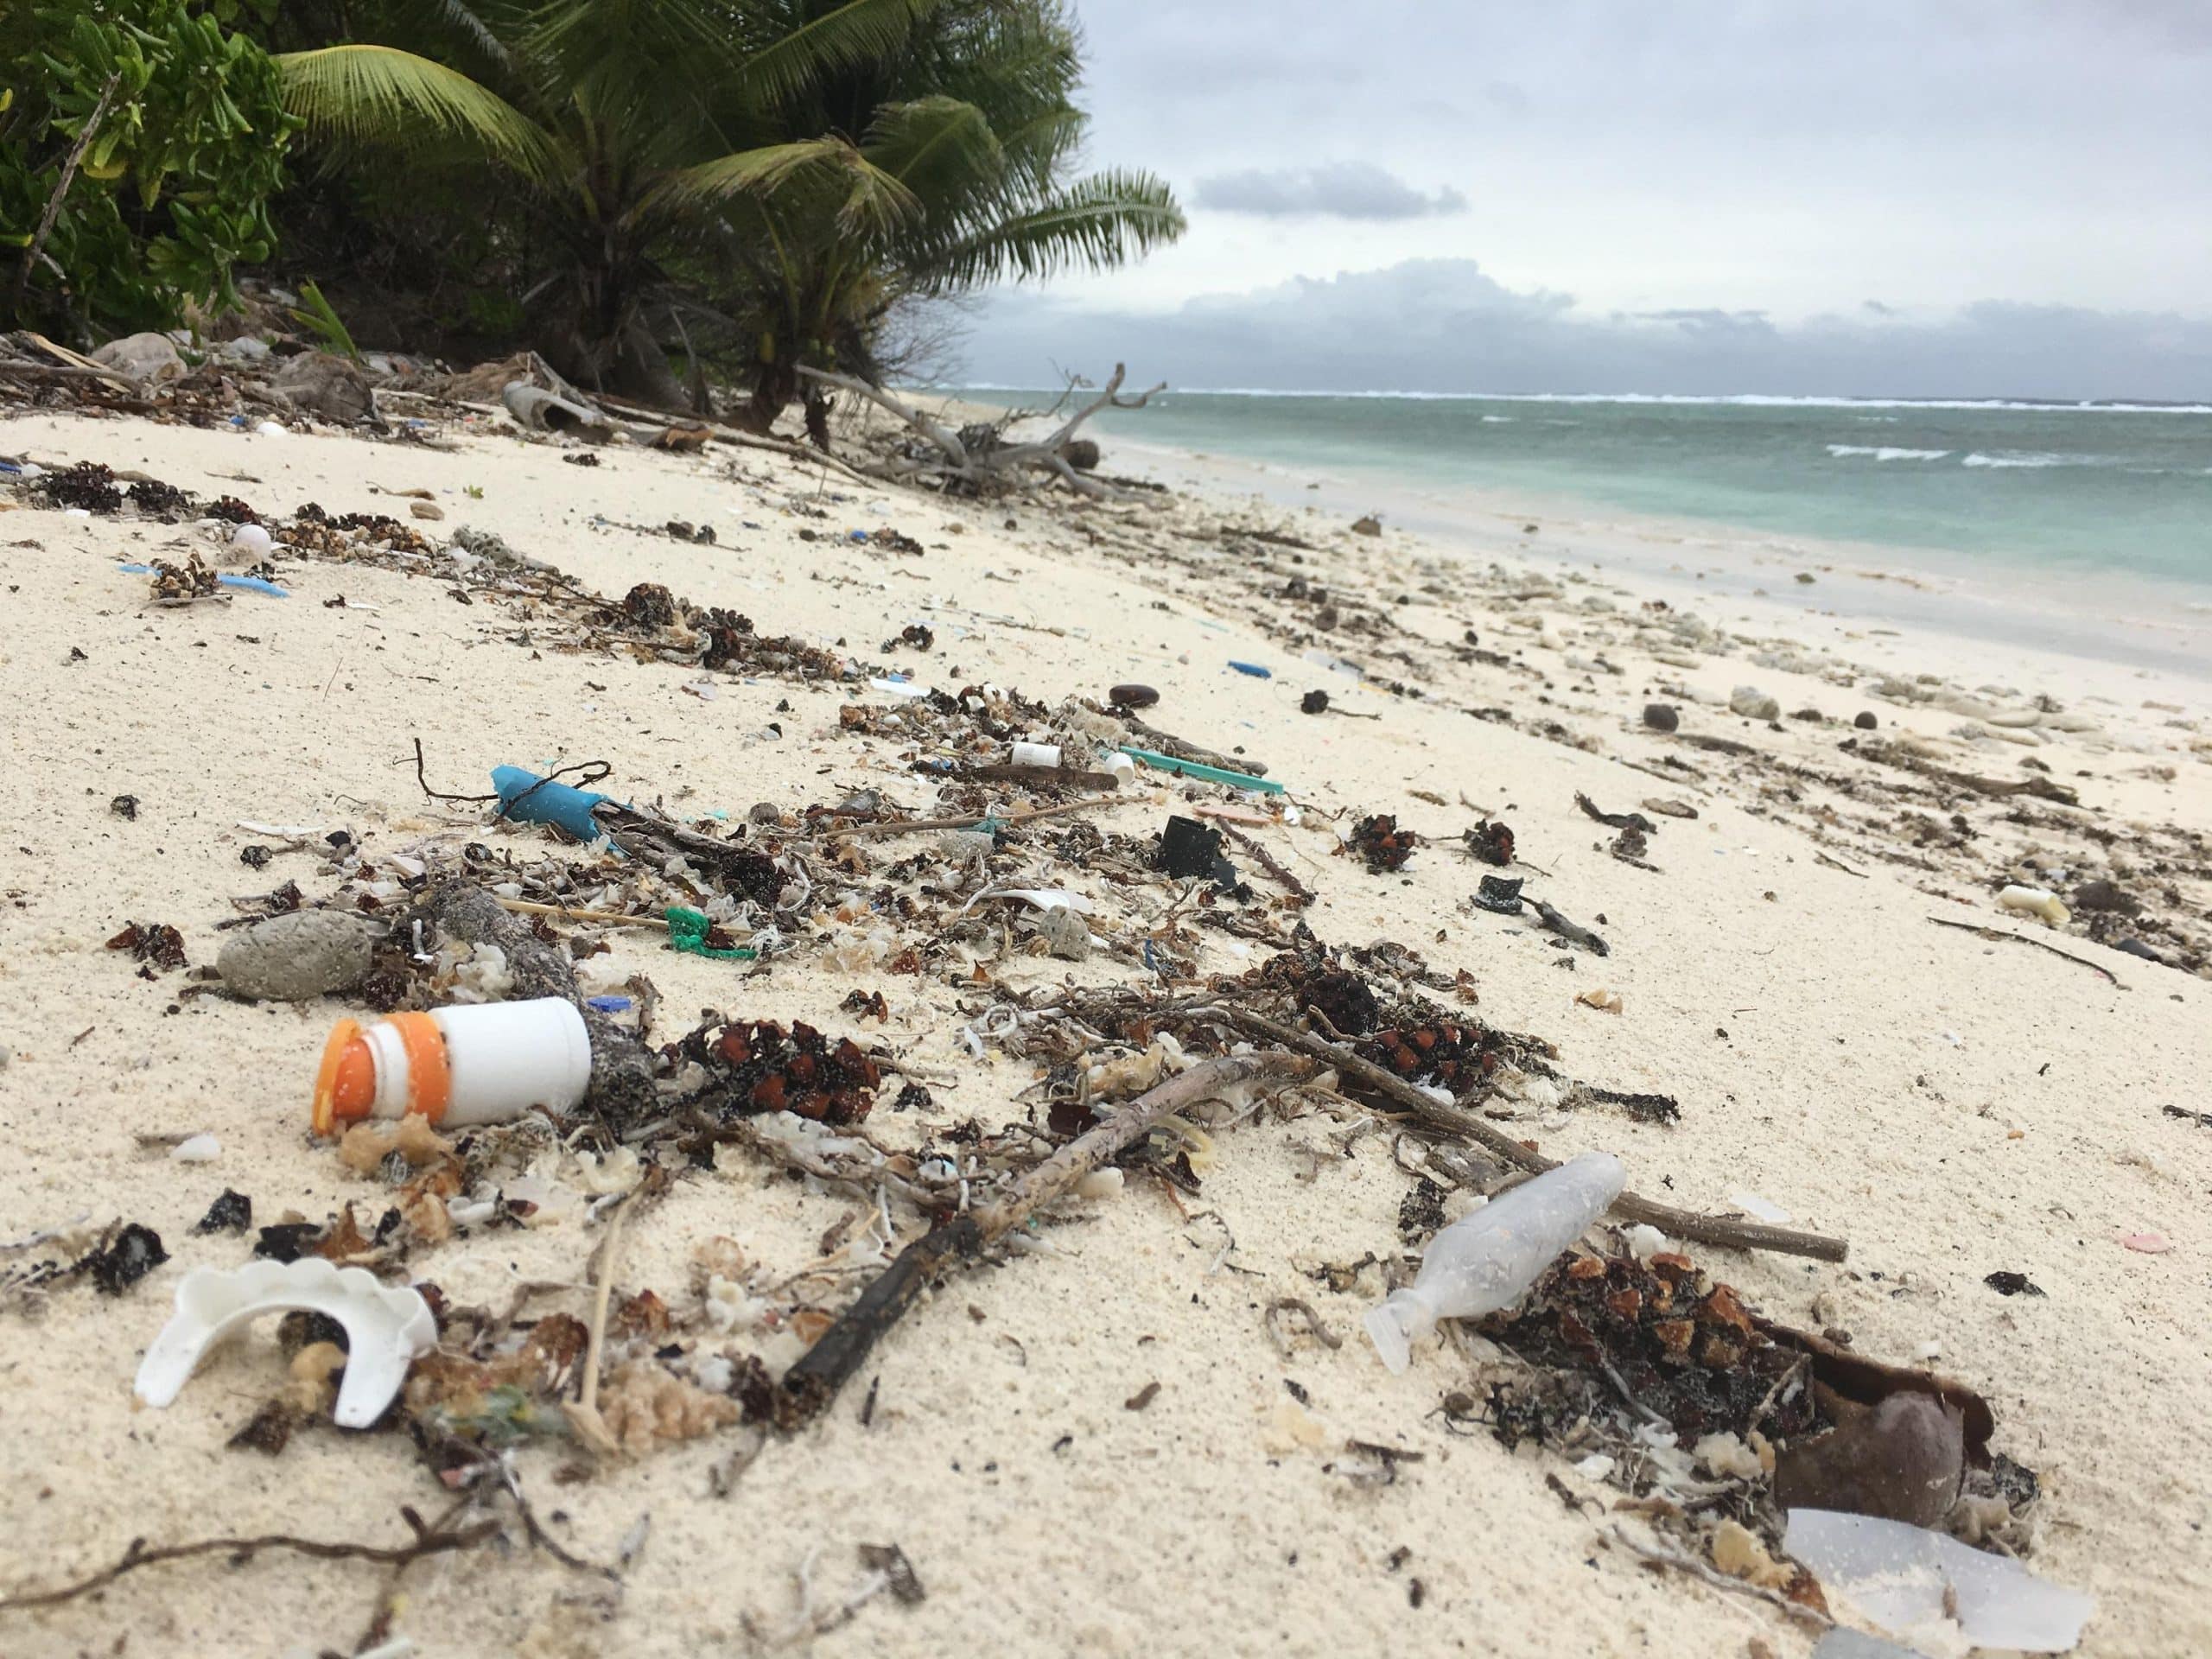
xmin=312 ymin=998 xmax=592 ymax=1135
xmin=136 ymin=1257 xmax=437 ymax=1429
xmin=492 ymin=765 xmax=613 ymax=842
xmin=116 ymin=561 xmax=289 ymax=597
xmin=1227 ymin=660 xmax=1272 ymax=678
xmin=1999 ymin=884 xmax=2070 ymax=926
xmin=169 ymin=1134 xmax=220 ymax=1164
xmin=1476 ymin=874 xmax=1525 ymax=914
xmin=1776 ymin=1395 xmax=1966 ymax=1526
xmin=1120 ymin=747 xmax=1285 ymax=794
xmin=1364 ymin=1152 xmax=1626 ymax=1373
xmin=1783 ymin=1508 xmax=2095 ymax=1653
xmin=666 ymin=905 xmax=759 ymax=960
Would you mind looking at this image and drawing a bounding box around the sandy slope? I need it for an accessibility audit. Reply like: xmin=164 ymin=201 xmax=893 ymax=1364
xmin=2 ymin=402 xmax=2207 ymax=1658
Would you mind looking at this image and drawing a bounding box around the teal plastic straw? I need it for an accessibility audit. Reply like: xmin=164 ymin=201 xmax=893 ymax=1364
xmin=1118 ymin=747 xmax=1285 ymax=794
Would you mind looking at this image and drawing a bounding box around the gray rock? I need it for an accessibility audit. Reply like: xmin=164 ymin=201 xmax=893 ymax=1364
xmin=273 ymin=350 xmax=376 ymax=423
xmin=1854 ymin=710 xmax=1878 ymax=729
xmin=1641 ymin=702 xmax=1679 ymax=733
xmin=91 ymin=332 xmax=184 ymax=385
xmin=217 ymin=910 xmax=385 ymax=1001
xmin=1038 ymin=905 xmax=1090 ymax=961
xmin=1729 ymin=684 xmax=1781 ymax=721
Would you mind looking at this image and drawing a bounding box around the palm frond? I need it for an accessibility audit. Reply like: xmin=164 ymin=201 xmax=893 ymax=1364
xmin=277 ymin=45 xmax=556 ymax=181
xmin=916 ymin=167 xmax=1184 ymax=289
xmin=655 ymin=138 xmax=922 ymax=238
xmin=735 ymin=0 xmax=944 ymax=105
xmin=863 ymin=96 xmax=1002 ymax=195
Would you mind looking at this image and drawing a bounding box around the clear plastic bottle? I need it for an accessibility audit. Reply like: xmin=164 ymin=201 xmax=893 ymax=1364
xmin=1365 ymin=1151 xmax=1625 ymax=1373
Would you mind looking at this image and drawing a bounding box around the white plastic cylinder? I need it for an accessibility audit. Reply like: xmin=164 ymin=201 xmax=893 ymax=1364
xmin=1011 ymin=741 xmax=1064 ymax=768
xmin=360 ymin=998 xmax=591 ymax=1126
xmin=1365 ymin=1151 xmax=1625 ymax=1374
xmin=1103 ymin=752 xmax=1137 ymax=788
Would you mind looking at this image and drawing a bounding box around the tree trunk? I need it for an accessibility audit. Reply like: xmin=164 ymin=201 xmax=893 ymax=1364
xmin=803 ymin=387 xmax=833 ymax=452
xmin=738 ymin=359 xmax=797 ymax=435
xmin=608 ymin=315 xmax=690 ymax=410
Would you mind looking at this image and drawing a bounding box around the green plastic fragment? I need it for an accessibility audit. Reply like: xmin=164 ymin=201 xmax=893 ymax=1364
xmin=1117 ymin=747 xmax=1286 ymax=795
xmin=665 ymin=906 xmax=758 ymax=960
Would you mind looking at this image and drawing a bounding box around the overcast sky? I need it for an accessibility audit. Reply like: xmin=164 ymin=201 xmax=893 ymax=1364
xmin=959 ymin=2 xmax=2212 ymax=397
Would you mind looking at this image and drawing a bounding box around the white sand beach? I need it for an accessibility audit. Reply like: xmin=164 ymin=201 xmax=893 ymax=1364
xmin=3 ymin=397 xmax=2208 ymax=1658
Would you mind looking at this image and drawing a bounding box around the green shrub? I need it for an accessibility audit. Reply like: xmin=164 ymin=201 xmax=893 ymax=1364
xmin=1 ymin=0 xmax=296 ymax=339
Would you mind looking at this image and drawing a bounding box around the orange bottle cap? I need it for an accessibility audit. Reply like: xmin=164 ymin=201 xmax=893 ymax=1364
xmin=387 ymin=1012 xmax=453 ymax=1122
xmin=312 ymin=1018 xmax=374 ymax=1135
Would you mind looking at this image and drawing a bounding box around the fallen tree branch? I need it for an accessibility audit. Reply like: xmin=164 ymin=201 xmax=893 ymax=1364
xmin=830 ymin=795 xmax=1124 ymax=840
xmin=797 ymin=363 xmax=1164 ymax=499
xmin=1199 ymin=1007 xmax=1849 ymax=1262
xmin=778 ymin=1052 xmax=1312 ymax=1423
xmin=0 ymin=1508 xmax=498 ymax=1611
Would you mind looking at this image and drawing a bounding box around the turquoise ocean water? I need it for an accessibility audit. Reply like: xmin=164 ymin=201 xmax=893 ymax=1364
xmin=956 ymin=390 xmax=2212 ymax=598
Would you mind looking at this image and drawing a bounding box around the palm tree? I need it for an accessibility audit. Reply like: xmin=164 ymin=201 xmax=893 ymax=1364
xmin=273 ymin=0 xmax=1182 ymax=423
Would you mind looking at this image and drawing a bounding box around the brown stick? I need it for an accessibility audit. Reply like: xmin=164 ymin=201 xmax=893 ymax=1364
xmin=1926 ymin=915 xmax=2120 ymax=986
xmin=495 ymin=896 xmax=671 ymax=931
xmin=14 ymin=73 xmax=124 ymax=317
xmin=1216 ymin=823 xmax=1314 ymax=902
xmin=1205 ymin=1007 xmax=1848 ymax=1262
xmin=779 ymin=1052 xmax=1311 ymax=1423
xmin=830 ymin=795 xmax=1124 ymax=840
xmin=0 ymin=1509 xmax=498 ymax=1611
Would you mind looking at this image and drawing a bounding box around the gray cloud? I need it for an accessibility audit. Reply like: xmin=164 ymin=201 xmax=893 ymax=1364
xmin=1192 ymin=162 xmax=1468 ymax=220
xmin=961 ymin=258 xmax=2212 ymax=402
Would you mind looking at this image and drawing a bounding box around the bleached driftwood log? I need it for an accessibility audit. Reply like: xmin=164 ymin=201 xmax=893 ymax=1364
xmin=796 ymin=362 xmax=1165 ymax=499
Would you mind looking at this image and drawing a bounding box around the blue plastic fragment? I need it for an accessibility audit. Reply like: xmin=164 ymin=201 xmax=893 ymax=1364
xmin=115 ymin=563 xmax=289 ymax=597
xmin=1227 ymin=660 xmax=1272 ymax=678
xmin=585 ymin=995 xmax=634 ymax=1013
xmin=849 ymin=530 xmax=869 ymax=542
xmin=492 ymin=765 xmax=614 ymax=842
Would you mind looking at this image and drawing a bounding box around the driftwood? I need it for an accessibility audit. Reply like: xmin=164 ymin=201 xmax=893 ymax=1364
xmin=797 ymin=362 xmax=1165 ymax=499
xmin=1201 ymin=1006 xmax=1849 ymax=1263
xmin=1857 ymin=741 xmax=2082 ymax=807
xmin=779 ymin=1052 xmax=1311 ymax=1423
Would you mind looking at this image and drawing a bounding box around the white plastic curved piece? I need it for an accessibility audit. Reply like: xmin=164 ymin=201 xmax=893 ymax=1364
xmin=136 ymin=1258 xmax=437 ymax=1428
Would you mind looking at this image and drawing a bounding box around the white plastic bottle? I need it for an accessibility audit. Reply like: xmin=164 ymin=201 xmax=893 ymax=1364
xmin=312 ymin=998 xmax=592 ymax=1134
xmin=1365 ymin=1151 xmax=1626 ymax=1373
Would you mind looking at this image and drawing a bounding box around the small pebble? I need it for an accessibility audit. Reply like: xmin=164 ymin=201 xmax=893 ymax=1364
xmin=1642 ymin=702 xmax=1678 ymax=733
xmin=1854 ymin=711 xmax=1878 ymax=729
xmin=1108 ymin=683 xmax=1160 ymax=709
